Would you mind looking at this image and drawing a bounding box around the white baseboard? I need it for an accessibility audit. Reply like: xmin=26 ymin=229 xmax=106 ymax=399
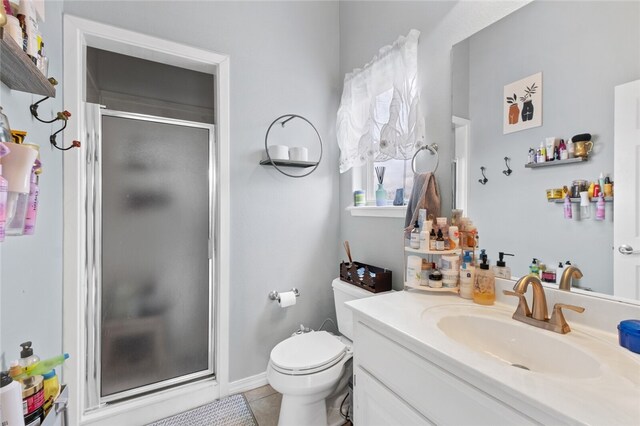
xmin=228 ymin=371 xmax=268 ymax=394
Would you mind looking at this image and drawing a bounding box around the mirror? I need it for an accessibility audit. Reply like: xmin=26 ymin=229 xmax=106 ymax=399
xmin=451 ymin=1 xmax=640 ymax=299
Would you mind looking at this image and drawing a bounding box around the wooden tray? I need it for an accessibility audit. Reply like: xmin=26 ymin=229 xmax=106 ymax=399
xmin=339 ymin=261 xmax=392 ymax=293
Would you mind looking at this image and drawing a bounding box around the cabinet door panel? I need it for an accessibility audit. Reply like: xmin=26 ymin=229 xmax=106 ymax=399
xmin=354 ymin=366 xmax=434 ymax=426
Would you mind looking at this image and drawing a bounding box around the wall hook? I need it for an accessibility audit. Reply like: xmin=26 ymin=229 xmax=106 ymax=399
xmin=478 ymin=166 xmax=488 ymax=185
xmin=503 ymin=157 xmax=513 ymax=176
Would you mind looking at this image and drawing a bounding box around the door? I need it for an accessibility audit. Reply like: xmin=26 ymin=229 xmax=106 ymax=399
xmin=614 ymin=80 xmax=640 ymax=299
xmin=84 ymin=103 xmax=215 ymax=405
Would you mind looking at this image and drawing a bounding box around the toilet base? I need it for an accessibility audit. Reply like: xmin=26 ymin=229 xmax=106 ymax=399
xmin=278 ymin=394 xmax=327 ymax=426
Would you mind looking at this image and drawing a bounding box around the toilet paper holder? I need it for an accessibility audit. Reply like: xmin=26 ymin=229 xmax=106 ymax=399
xmin=269 ymin=288 xmax=300 ymax=302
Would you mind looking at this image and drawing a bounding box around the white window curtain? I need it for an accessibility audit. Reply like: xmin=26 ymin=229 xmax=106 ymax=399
xmin=337 ymin=29 xmax=425 ymax=173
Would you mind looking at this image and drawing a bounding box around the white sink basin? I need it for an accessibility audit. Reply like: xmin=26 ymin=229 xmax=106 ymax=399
xmin=422 ymin=305 xmax=604 ymax=379
xmin=437 ymin=313 xmax=602 ymax=379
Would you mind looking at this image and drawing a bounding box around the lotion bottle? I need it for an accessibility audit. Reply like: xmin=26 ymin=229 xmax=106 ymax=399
xmin=473 ymin=253 xmax=495 ymax=305
xmin=419 ymin=220 xmax=429 ymax=250
xmin=0 ymin=372 xmax=24 ymax=426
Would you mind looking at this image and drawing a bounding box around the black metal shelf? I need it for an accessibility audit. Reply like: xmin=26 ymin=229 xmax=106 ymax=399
xmin=525 ymin=157 xmax=588 ymax=168
xmin=260 ymin=159 xmax=318 ymax=168
xmin=548 ymin=196 xmax=613 ymax=204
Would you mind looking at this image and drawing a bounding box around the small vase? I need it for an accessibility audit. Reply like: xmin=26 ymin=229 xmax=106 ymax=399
xmin=521 ymin=100 xmax=534 ymax=122
xmin=508 ymin=103 xmax=520 ymax=124
xmin=375 ymin=183 xmax=387 ymax=206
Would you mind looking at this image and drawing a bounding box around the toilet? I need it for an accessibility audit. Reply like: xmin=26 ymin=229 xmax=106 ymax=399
xmin=267 ymin=278 xmax=385 ymax=426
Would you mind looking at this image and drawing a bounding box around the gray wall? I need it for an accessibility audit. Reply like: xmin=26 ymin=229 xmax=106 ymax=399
xmin=461 ymin=1 xmax=640 ymax=294
xmin=0 ymin=1 xmax=64 ymax=368
xmin=63 ymin=0 xmax=340 ymax=382
xmin=1 ymin=1 xmax=340 ymax=383
xmin=338 ymin=1 xmax=528 ymax=290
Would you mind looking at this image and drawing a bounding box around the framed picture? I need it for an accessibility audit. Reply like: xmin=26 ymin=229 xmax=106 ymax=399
xmin=503 ymin=72 xmax=542 ymax=134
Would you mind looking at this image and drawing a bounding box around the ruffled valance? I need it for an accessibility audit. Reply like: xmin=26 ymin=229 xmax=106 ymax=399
xmin=337 ymin=29 xmax=425 ymax=173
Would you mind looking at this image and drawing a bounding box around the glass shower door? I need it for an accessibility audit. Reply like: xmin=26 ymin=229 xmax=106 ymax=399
xmin=87 ymin=107 xmax=215 ymax=402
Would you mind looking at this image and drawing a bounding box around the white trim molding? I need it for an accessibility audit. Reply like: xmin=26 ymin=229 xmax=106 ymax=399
xmin=228 ymin=372 xmax=269 ymax=395
xmin=347 ymin=205 xmax=407 ymax=218
xmin=63 ymin=14 xmax=231 ymax=425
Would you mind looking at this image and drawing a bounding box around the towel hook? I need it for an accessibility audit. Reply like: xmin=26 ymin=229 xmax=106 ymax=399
xmin=411 ymin=143 xmax=439 ymax=174
xmin=503 ymin=157 xmax=512 ymax=176
xmin=478 ymin=166 xmax=488 ymax=185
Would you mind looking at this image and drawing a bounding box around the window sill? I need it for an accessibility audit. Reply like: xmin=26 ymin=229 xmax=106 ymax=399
xmin=346 ymin=205 xmax=407 ymax=218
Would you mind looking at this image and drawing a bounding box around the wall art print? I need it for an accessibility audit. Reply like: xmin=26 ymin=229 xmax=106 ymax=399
xmin=503 ymin=72 xmax=542 ymax=134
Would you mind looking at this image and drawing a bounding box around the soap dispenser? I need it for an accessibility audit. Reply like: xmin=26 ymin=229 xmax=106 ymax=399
xmin=18 ymin=341 xmax=40 ymax=368
xmin=473 ymin=251 xmax=495 ymax=305
xmin=529 ymin=258 xmax=540 ymax=275
xmin=493 ymin=252 xmax=514 ymax=279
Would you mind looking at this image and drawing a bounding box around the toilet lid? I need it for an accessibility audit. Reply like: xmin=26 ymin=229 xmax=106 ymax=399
xmin=270 ymin=331 xmax=347 ymax=375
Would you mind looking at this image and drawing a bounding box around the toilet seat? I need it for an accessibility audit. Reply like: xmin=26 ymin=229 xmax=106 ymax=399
xmin=270 ymin=331 xmax=348 ymax=375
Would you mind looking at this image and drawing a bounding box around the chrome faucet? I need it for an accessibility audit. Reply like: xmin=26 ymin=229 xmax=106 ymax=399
xmin=559 ymin=265 xmax=583 ymax=291
xmin=504 ymin=274 xmax=585 ymax=334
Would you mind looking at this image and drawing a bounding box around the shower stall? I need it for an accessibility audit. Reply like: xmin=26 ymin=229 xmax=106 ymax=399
xmin=83 ymin=103 xmax=216 ymax=407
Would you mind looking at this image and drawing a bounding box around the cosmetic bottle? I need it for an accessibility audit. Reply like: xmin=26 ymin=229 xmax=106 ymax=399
xmin=473 ymin=252 xmax=495 ymax=305
xmin=410 ymin=220 xmax=420 ymax=249
xmin=595 ymin=193 xmax=605 ymax=221
xmin=0 ymin=372 xmax=24 ymax=426
xmin=419 ymin=221 xmax=429 ymax=250
xmin=0 ymin=164 xmax=7 ymax=242
xmin=435 ymin=229 xmax=445 ymax=251
xmin=527 ymin=148 xmax=535 ymax=164
xmin=559 ymin=139 xmax=567 ymax=160
xmin=23 ymin=167 xmax=38 ymax=235
xmin=579 ymin=191 xmax=591 ymax=219
xmin=493 ymin=252 xmax=514 ymax=279
xmin=539 ymin=141 xmax=546 ymax=162
xmin=448 ymin=226 xmax=459 ymax=249
xmin=563 ymin=194 xmax=572 ymax=219
xmin=545 ymin=138 xmax=555 ymax=161
xmin=599 ymin=172 xmax=605 ymax=189
xmin=429 ymin=228 xmax=436 ymax=250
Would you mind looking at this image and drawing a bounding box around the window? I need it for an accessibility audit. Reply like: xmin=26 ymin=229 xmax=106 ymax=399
xmin=337 ymin=29 xmax=424 ymax=215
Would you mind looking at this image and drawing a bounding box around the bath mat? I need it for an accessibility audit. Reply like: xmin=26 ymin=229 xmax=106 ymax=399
xmin=148 ymin=394 xmax=258 ymax=426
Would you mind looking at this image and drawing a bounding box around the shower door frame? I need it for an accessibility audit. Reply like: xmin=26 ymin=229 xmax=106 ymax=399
xmin=84 ymin=106 xmax=216 ymax=405
xmin=63 ymin=15 xmax=230 ymax=426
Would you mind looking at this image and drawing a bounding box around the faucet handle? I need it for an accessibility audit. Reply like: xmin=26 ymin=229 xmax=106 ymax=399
xmin=503 ymin=290 xmax=531 ymax=318
xmin=550 ymin=303 xmax=585 ymax=334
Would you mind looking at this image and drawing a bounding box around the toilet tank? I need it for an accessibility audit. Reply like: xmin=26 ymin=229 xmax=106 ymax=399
xmin=332 ymin=278 xmax=382 ymax=340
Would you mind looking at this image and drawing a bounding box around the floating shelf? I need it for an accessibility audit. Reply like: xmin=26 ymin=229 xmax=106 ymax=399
xmin=548 ymin=196 xmax=613 ymax=204
xmin=404 ymin=282 xmax=459 ymax=293
xmin=259 ymin=159 xmax=318 ymax=168
xmin=0 ymin=29 xmax=56 ymax=97
xmin=525 ymin=157 xmax=588 ymax=168
xmin=405 ymin=247 xmax=461 ymax=255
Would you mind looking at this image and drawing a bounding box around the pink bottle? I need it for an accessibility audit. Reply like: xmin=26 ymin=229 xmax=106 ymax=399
xmin=0 ymin=165 xmax=8 ymax=242
xmin=23 ymin=167 xmax=39 ymax=235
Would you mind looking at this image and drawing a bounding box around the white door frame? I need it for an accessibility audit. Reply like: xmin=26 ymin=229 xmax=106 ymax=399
xmin=63 ymin=15 xmax=230 ymax=425
xmin=452 ymin=116 xmax=470 ymax=215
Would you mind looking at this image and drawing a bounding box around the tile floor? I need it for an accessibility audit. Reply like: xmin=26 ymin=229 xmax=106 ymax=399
xmin=241 ymin=385 xmax=352 ymax=426
xmin=243 ymin=385 xmax=282 ymax=426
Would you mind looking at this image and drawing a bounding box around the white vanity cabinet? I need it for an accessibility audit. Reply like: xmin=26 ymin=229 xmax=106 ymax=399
xmin=352 ymin=319 xmax=536 ymax=425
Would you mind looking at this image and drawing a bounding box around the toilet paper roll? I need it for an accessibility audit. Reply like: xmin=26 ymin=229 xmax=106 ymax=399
xmin=278 ymin=291 xmax=297 ymax=308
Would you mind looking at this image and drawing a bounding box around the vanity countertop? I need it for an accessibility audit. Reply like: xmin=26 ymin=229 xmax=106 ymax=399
xmin=346 ymin=290 xmax=640 ymax=425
